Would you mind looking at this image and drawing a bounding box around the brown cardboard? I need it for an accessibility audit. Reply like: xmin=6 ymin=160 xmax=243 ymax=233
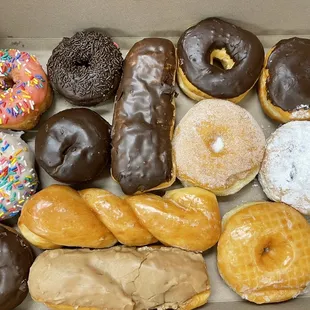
xmin=0 ymin=5 xmax=309 ymax=309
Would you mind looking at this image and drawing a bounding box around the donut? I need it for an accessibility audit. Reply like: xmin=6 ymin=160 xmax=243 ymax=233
xmin=47 ymin=31 xmax=123 ymax=106
xmin=177 ymin=18 xmax=264 ymax=103
xmin=172 ymin=99 xmax=265 ymax=196
xmin=259 ymin=121 xmax=310 ymax=214
xmin=35 ymin=108 xmax=111 ymax=184
xmin=259 ymin=37 xmax=310 ymax=123
xmin=0 ymin=49 xmax=53 ymax=130
xmin=217 ymin=202 xmax=310 ymax=304
xmin=0 ymin=224 xmax=34 ymax=310
xmin=0 ymin=131 xmax=38 ymax=221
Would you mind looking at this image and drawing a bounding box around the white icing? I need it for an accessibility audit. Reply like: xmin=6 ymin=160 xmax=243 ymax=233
xmin=211 ymin=136 xmax=224 ymax=153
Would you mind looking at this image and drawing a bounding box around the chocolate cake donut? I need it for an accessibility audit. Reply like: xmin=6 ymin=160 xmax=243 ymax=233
xmin=0 ymin=224 xmax=34 ymax=310
xmin=112 ymin=38 xmax=177 ymax=195
xmin=35 ymin=108 xmax=111 ymax=183
xmin=47 ymin=31 xmax=123 ymax=106
xmin=177 ymin=18 xmax=264 ymax=103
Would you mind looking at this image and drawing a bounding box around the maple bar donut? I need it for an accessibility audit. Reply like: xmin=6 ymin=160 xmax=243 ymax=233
xmin=173 ymin=99 xmax=265 ymax=196
xmin=217 ymin=202 xmax=310 ymax=304
xmin=35 ymin=108 xmax=111 ymax=184
xmin=111 ymin=38 xmax=177 ymax=195
xmin=47 ymin=31 xmax=123 ymax=106
xmin=0 ymin=49 xmax=53 ymax=130
xmin=259 ymin=37 xmax=310 ymax=123
xmin=259 ymin=121 xmax=310 ymax=214
xmin=0 ymin=224 xmax=34 ymax=310
xmin=177 ymin=18 xmax=264 ymax=103
xmin=0 ymin=131 xmax=38 ymax=221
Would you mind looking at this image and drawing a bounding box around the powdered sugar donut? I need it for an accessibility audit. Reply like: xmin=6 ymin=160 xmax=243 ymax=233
xmin=173 ymin=99 xmax=266 ymax=196
xmin=259 ymin=121 xmax=310 ymax=214
xmin=0 ymin=131 xmax=38 ymax=220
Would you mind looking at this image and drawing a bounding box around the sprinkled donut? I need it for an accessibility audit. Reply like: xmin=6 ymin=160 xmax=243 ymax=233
xmin=0 ymin=49 xmax=53 ymax=130
xmin=0 ymin=131 xmax=38 ymax=221
xmin=259 ymin=121 xmax=310 ymax=214
xmin=47 ymin=31 xmax=123 ymax=106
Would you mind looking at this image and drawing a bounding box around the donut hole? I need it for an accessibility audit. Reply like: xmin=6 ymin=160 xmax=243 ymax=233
xmin=0 ymin=77 xmax=15 ymax=90
xmin=210 ymin=48 xmax=235 ymax=70
xmin=256 ymin=234 xmax=294 ymax=272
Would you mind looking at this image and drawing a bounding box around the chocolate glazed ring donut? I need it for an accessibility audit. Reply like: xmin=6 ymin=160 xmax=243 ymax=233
xmin=259 ymin=37 xmax=310 ymax=123
xmin=47 ymin=31 xmax=123 ymax=106
xmin=35 ymin=108 xmax=111 ymax=184
xmin=177 ymin=18 xmax=265 ymax=103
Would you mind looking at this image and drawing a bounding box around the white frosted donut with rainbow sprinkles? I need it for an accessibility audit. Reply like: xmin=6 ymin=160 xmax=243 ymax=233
xmin=0 ymin=131 xmax=38 ymax=220
xmin=0 ymin=49 xmax=53 ymax=130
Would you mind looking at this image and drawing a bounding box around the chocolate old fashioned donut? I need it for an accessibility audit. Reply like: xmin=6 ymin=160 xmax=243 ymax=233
xmin=177 ymin=18 xmax=264 ymax=103
xmin=47 ymin=31 xmax=123 ymax=106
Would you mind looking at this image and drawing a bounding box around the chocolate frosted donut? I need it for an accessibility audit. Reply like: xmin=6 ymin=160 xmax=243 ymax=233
xmin=259 ymin=37 xmax=310 ymax=123
xmin=35 ymin=108 xmax=111 ymax=183
xmin=0 ymin=224 xmax=34 ymax=310
xmin=47 ymin=31 xmax=123 ymax=106
xmin=177 ymin=18 xmax=264 ymax=103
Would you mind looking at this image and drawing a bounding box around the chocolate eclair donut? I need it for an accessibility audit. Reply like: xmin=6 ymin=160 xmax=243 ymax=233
xmin=0 ymin=224 xmax=34 ymax=310
xmin=35 ymin=108 xmax=111 ymax=183
xmin=259 ymin=37 xmax=310 ymax=123
xmin=111 ymin=38 xmax=177 ymax=195
xmin=177 ymin=18 xmax=264 ymax=103
xmin=47 ymin=31 xmax=123 ymax=106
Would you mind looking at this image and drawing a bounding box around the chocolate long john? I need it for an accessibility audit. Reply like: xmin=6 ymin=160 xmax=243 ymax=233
xmin=111 ymin=38 xmax=177 ymax=195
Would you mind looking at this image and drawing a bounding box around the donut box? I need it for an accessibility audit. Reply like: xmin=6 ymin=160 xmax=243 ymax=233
xmin=1 ymin=1 xmax=310 ymax=309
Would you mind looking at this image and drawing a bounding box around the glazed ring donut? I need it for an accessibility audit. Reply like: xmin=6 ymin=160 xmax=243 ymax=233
xmin=177 ymin=18 xmax=264 ymax=103
xmin=172 ymin=99 xmax=265 ymax=196
xmin=259 ymin=37 xmax=310 ymax=123
xmin=47 ymin=31 xmax=123 ymax=106
xmin=0 ymin=49 xmax=53 ymax=130
xmin=259 ymin=121 xmax=310 ymax=214
xmin=217 ymin=202 xmax=310 ymax=304
xmin=0 ymin=130 xmax=38 ymax=221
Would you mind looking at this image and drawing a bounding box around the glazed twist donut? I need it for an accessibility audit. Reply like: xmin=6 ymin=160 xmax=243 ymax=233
xmin=18 ymin=185 xmax=221 ymax=252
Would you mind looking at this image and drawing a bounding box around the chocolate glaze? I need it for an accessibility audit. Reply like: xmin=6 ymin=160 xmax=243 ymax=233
xmin=266 ymin=37 xmax=310 ymax=111
xmin=47 ymin=31 xmax=123 ymax=106
xmin=177 ymin=18 xmax=264 ymax=98
xmin=35 ymin=108 xmax=111 ymax=183
xmin=0 ymin=224 xmax=34 ymax=310
xmin=111 ymin=38 xmax=176 ymax=195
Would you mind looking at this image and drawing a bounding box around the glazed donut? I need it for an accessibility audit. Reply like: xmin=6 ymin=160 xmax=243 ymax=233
xmin=0 ymin=224 xmax=34 ymax=310
xmin=0 ymin=131 xmax=38 ymax=221
xmin=177 ymin=18 xmax=264 ymax=103
xmin=47 ymin=31 xmax=123 ymax=106
xmin=259 ymin=37 xmax=310 ymax=123
xmin=217 ymin=202 xmax=310 ymax=304
xmin=259 ymin=121 xmax=310 ymax=214
xmin=172 ymin=99 xmax=265 ymax=196
xmin=35 ymin=108 xmax=111 ymax=184
xmin=0 ymin=49 xmax=53 ymax=130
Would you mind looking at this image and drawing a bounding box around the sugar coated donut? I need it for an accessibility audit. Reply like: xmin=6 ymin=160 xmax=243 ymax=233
xmin=0 ymin=131 xmax=38 ymax=221
xmin=259 ymin=38 xmax=310 ymax=123
xmin=0 ymin=49 xmax=53 ymax=130
xmin=47 ymin=31 xmax=123 ymax=106
xmin=173 ymin=99 xmax=265 ymax=196
xmin=259 ymin=121 xmax=310 ymax=214
xmin=218 ymin=202 xmax=310 ymax=304
xmin=177 ymin=18 xmax=264 ymax=103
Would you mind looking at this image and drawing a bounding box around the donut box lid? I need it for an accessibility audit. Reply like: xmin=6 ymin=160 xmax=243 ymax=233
xmin=1 ymin=1 xmax=309 ymax=310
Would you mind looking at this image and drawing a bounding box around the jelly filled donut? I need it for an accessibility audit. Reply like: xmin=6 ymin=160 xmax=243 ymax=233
xmin=218 ymin=202 xmax=310 ymax=304
xmin=177 ymin=18 xmax=264 ymax=103
xmin=47 ymin=31 xmax=123 ymax=106
xmin=173 ymin=99 xmax=265 ymax=196
xmin=0 ymin=131 xmax=38 ymax=221
xmin=0 ymin=49 xmax=53 ymax=130
xmin=259 ymin=121 xmax=310 ymax=215
xmin=35 ymin=108 xmax=111 ymax=184
xmin=259 ymin=37 xmax=310 ymax=123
